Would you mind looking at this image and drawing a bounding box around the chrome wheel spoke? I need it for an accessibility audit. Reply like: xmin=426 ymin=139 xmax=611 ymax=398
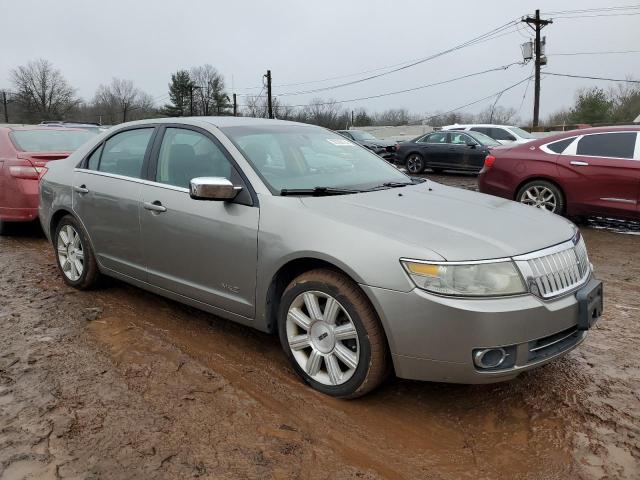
xmin=288 ymin=334 xmax=311 ymax=351
xmin=334 ymin=323 xmax=357 ymax=340
xmin=325 ymin=353 xmax=342 ymax=385
xmin=305 ymin=350 xmax=322 ymax=376
xmin=303 ymin=292 xmax=323 ymax=321
xmin=334 ymin=343 xmax=358 ymax=370
xmin=323 ymin=297 xmax=339 ymax=324
xmin=288 ymin=308 xmax=312 ymax=331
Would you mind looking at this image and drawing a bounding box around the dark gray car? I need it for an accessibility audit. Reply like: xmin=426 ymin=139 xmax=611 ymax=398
xmin=336 ymin=129 xmax=397 ymax=160
xmin=39 ymin=117 xmax=603 ymax=398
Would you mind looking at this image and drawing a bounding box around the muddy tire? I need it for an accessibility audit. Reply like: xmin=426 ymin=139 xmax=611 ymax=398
xmin=54 ymin=215 xmax=101 ymax=289
xmin=278 ymin=269 xmax=389 ymax=398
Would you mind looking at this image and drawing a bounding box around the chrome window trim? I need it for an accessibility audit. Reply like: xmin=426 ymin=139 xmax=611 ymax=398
xmin=74 ymin=168 xmax=190 ymax=193
xmin=542 ymin=131 xmax=640 ymax=160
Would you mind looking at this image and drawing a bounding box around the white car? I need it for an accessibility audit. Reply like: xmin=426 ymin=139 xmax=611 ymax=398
xmin=441 ymin=124 xmax=535 ymax=145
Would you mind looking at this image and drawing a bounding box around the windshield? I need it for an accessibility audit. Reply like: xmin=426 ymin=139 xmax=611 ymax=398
xmin=349 ymin=130 xmax=377 ymax=141
xmin=508 ymin=126 xmax=535 ymax=139
xmin=10 ymin=129 xmax=95 ymax=152
xmin=467 ymin=131 xmax=501 ymax=146
xmin=222 ymin=125 xmax=409 ymax=194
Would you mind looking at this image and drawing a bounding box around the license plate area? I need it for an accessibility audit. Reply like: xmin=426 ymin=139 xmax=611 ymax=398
xmin=576 ymin=279 xmax=603 ymax=330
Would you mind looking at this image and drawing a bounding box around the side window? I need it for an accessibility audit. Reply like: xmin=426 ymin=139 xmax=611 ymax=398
xmin=546 ymin=137 xmax=575 ymax=154
xmin=156 ymin=128 xmax=233 ymax=189
xmin=576 ymin=132 xmax=637 ymax=159
xmin=424 ymin=132 xmax=447 ymax=144
xmin=450 ymin=132 xmax=471 ymax=145
xmin=86 ymin=144 xmax=103 ymax=170
xmin=99 ymin=128 xmax=154 ymax=178
xmin=470 ymin=127 xmax=492 ymax=136
xmin=491 ymin=128 xmax=516 ymax=141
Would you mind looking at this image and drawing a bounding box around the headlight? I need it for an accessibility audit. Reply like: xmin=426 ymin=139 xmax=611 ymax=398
xmin=401 ymin=259 xmax=526 ymax=297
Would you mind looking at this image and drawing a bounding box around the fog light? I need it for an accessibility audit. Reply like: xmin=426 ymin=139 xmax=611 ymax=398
xmin=473 ymin=347 xmax=507 ymax=369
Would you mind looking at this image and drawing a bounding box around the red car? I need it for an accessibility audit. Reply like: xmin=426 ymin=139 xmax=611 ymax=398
xmin=0 ymin=126 xmax=94 ymax=233
xmin=478 ymin=126 xmax=640 ymax=221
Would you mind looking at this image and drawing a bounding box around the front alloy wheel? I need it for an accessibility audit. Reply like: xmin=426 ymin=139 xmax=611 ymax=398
xmin=286 ymin=291 xmax=360 ymax=386
xmin=278 ymin=269 xmax=389 ymax=398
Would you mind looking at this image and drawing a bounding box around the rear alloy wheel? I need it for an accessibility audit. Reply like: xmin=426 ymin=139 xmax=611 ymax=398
xmin=54 ymin=215 xmax=100 ymax=289
xmin=405 ymin=154 xmax=425 ymax=174
xmin=517 ymin=180 xmax=565 ymax=214
xmin=278 ymin=269 xmax=389 ymax=398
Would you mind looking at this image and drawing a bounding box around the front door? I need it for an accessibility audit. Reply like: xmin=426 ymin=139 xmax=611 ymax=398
xmin=139 ymin=126 xmax=259 ymax=318
xmin=73 ymin=127 xmax=156 ymax=280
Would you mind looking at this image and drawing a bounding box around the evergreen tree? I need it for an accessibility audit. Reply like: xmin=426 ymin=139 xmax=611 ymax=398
xmin=163 ymin=70 xmax=192 ymax=117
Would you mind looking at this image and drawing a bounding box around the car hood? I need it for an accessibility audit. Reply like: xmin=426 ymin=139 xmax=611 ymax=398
xmin=300 ymin=182 xmax=575 ymax=261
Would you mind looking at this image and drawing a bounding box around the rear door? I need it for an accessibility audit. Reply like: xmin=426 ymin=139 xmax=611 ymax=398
xmin=556 ymin=131 xmax=639 ymax=218
xmin=73 ymin=126 xmax=156 ymax=280
xmin=416 ymin=131 xmax=449 ymax=167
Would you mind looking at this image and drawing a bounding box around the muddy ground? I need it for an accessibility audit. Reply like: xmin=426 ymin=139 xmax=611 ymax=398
xmin=1 ymin=173 xmax=639 ymax=479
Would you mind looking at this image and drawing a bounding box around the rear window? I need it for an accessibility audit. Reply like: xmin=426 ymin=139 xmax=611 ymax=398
xmin=10 ymin=129 xmax=94 ymax=152
xmin=576 ymin=132 xmax=637 ymax=159
xmin=546 ymin=137 xmax=575 ymax=154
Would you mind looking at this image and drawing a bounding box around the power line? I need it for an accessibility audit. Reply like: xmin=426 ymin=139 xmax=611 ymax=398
xmin=235 ymin=19 xmax=522 ymax=93
xmin=547 ymin=49 xmax=640 ymax=56
xmin=543 ymin=72 xmax=640 ymax=83
xmin=544 ymin=4 xmax=640 ymax=15
xmin=410 ymin=75 xmax=534 ymax=124
xmin=266 ymin=62 xmax=524 ymax=109
xmin=553 ymin=12 xmax=640 ymax=19
xmin=266 ymin=19 xmax=522 ymax=97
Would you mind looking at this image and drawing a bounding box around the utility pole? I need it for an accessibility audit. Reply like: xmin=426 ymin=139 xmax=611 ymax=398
xmin=351 ymin=109 xmax=354 ymax=127
xmin=189 ymin=85 xmax=194 ymax=116
xmin=1 ymin=91 xmax=8 ymax=123
xmin=233 ymin=93 xmax=237 ymax=116
xmin=265 ymin=70 xmax=273 ymax=119
xmin=522 ymin=10 xmax=552 ymax=128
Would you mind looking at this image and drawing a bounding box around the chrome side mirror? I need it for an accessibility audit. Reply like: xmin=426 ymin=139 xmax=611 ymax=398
xmin=189 ymin=177 xmax=241 ymax=201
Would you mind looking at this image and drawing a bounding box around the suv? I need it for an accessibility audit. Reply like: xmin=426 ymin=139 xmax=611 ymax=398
xmin=442 ymin=124 xmax=535 ymax=145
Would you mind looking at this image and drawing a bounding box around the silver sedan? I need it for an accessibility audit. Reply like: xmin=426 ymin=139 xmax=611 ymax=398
xmin=39 ymin=117 xmax=603 ymax=398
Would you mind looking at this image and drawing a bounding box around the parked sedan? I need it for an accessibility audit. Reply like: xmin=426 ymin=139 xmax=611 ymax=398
xmin=40 ymin=117 xmax=602 ymax=398
xmin=0 ymin=126 xmax=95 ymax=234
xmin=395 ymin=130 xmax=501 ymax=174
xmin=336 ymin=129 xmax=397 ymax=160
xmin=478 ymin=126 xmax=640 ymax=220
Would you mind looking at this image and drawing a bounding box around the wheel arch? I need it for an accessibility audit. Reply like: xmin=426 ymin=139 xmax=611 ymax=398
xmin=263 ymin=256 xmax=386 ymax=340
xmin=49 ymin=208 xmax=76 ymax=241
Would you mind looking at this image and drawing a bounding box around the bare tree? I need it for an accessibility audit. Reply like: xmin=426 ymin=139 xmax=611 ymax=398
xmin=473 ymin=105 xmax=519 ymax=124
xmin=302 ymin=99 xmax=349 ymax=129
xmin=94 ymin=78 xmax=151 ymax=123
xmin=190 ymin=65 xmax=230 ymax=115
xmin=10 ymin=58 xmax=78 ymax=121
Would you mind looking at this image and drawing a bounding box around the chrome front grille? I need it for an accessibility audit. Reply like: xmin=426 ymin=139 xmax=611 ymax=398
xmin=514 ymin=235 xmax=591 ymax=299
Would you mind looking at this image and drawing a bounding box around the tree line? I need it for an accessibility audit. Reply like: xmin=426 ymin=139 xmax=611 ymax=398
xmin=2 ymin=58 xmax=638 ymax=129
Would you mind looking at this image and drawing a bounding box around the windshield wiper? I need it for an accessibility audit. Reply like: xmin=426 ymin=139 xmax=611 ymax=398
xmin=279 ymin=186 xmax=361 ymax=197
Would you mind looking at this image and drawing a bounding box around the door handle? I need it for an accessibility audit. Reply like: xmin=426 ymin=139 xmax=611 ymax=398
xmin=570 ymin=161 xmax=589 ymax=166
xmin=143 ymin=201 xmax=167 ymax=213
xmin=73 ymin=185 xmax=89 ymax=194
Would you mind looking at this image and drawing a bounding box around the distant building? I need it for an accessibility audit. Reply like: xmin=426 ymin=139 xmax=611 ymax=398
xmin=634 ymin=113 xmax=640 ymax=123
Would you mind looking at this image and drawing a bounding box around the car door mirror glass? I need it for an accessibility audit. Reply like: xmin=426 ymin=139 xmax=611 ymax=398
xmin=190 ymin=177 xmax=241 ymax=201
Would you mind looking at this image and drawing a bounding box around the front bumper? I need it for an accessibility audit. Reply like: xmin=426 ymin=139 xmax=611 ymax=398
xmin=361 ymin=284 xmax=592 ymax=384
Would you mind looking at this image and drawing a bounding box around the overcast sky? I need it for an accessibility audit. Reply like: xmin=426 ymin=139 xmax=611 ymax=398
xmin=1 ymin=0 xmax=638 ymax=122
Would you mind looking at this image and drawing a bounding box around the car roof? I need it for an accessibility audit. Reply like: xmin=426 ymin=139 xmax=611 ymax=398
xmin=442 ymin=124 xmax=517 ymax=129
xmin=182 ymin=116 xmax=307 ymax=128
xmin=0 ymin=125 xmax=90 ymax=132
